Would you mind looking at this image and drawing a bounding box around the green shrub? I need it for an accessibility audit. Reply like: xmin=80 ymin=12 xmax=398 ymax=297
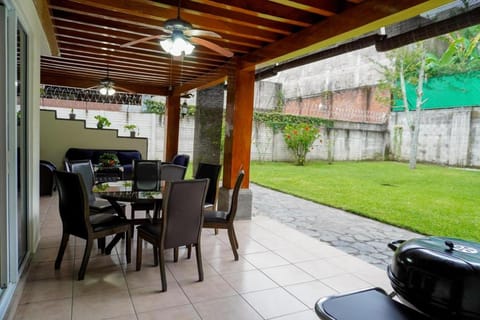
xmin=283 ymin=123 xmax=320 ymax=165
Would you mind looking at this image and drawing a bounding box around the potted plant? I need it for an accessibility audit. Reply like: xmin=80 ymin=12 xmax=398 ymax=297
xmin=69 ymin=108 xmax=76 ymax=120
xmin=94 ymin=115 xmax=111 ymax=129
xmin=124 ymin=124 xmax=138 ymax=137
xmin=98 ymin=153 xmax=119 ymax=167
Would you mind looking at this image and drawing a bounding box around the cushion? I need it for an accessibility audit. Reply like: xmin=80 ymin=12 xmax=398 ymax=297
xmin=65 ymin=148 xmax=94 ymax=161
xmin=204 ymin=210 xmax=229 ymax=223
xmin=117 ymin=151 xmax=142 ymax=165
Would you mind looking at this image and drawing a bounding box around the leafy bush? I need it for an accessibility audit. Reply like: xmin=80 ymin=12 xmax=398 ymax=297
xmin=282 ymin=123 xmax=320 ymax=166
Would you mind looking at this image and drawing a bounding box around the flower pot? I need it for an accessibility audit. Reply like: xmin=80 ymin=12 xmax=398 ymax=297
xmin=69 ymin=113 xmax=76 ymax=120
xmin=130 ymin=131 xmax=136 ymax=138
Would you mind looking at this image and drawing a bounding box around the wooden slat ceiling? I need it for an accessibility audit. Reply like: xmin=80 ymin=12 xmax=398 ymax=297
xmin=39 ymin=0 xmax=453 ymax=96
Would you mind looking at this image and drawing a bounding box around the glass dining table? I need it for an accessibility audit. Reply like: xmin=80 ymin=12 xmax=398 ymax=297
xmin=93 ymin=180 xmax=163 ymax=253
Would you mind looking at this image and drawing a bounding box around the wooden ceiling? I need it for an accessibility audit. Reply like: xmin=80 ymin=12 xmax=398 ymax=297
xmin=37 ymin=0 xmax=453 ymax=96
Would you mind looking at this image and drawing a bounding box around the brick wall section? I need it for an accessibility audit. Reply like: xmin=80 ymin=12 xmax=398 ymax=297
xmin=41 ymin=98 xmax=123 ymax=111
xmin=284 ymin=86 xmax=390 ymax=124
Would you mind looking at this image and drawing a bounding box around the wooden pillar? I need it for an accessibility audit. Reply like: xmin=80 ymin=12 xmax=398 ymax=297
xmin=164 ymin=95 xmax=180 ymax=162
xmin=223 ymin=68 xmax=255 ymax=189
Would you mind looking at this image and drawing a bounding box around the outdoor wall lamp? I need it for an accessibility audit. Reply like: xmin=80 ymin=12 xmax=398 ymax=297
xmin=180 ymin=101 xmax=188 ymax=118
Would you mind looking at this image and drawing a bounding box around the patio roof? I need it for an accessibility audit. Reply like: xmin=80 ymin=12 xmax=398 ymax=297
xmin=37 ymin=0 xmax=453 ymax=96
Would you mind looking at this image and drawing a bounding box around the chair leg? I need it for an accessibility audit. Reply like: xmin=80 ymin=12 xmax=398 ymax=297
xmin=232 ymin=226 xmax=239 ymax=249
xmin=78 ymin=239 xmax=93 ymax=280
xmin=158 ymin=248 xmax=167 ymax=292
xmin=153 ymin=246 xmax=158 ymax=266
xmin=98 ymin=237 xmax=106 ymax=253
xmin=214 ymin=228 xmax=218 ymax=235
xmin=55 ymin=233 xmax=69 ymax=269
xmin=136 ymin=234 xmax=143 ymax=271
xmin=195 ymin=244 xmax=204 ymax=282
xmin=187 ymin=244 xmax=192 ymax=259
xmin=227 ymin=228 xmax=239 ymax=261
xmin=173 ymin=247 xmax=179 ymax=262
xmin=125 ymin=230 xmax=131 ymax=264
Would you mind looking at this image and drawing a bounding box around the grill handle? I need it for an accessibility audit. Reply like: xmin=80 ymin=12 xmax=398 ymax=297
xmin=388 ymin=240 xmax=405 ymax=252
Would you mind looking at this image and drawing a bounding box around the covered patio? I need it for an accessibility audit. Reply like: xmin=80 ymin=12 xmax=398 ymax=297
xmin=1 ymin=0 xmax=471 ymax=318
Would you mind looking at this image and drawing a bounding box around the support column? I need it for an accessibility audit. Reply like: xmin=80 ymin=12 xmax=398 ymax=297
xmin=164 ymin=95 xmax=180 ymax=162
xmin=193 ymin=84 xmax=224 ymax=173
xmin=220 ymin=68 xmax=255 ymax=219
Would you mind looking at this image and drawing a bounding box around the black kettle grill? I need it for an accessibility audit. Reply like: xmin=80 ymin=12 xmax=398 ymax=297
xmin=316 ymin=236 xmax=480 ymax=320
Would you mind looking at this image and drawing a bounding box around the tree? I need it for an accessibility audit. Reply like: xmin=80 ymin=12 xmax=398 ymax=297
xmin=282 ymin=123 xmax=320 ymax=166
xmin=378 ymin=43 xmax=428 ymax=169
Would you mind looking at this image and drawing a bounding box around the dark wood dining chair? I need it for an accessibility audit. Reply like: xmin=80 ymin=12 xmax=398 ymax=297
xmin=160 ymin=163 xmax=187 ymax=183
xmin=194 ymin=162 xmax=221 ymax=210
xmin=69 ymin=159 xmax=125 ymax=215
xmin=136 ymin=178 xmax=209 ymax=292
xmin=203 ymin=170 xmax=244 ymax=261
xmin=54 ymin=170 xmax=131 ymax=280
xmin=131 ymin=159 xmax=162 ymax=226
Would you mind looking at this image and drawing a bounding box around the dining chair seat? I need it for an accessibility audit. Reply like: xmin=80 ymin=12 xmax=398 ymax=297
xmin=203 ymin=210 xmax=229 ymax=223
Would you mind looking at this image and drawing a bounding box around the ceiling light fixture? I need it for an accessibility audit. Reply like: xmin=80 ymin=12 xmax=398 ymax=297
xmin=99 ymin=78 xmax=116 ymax=96
xmin=160 ymin=30 xmax=195 ymax=56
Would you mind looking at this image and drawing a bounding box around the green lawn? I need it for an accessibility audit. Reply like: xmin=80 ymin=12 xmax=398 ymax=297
xmin=250 ymin=161 xmax=480 ymax=242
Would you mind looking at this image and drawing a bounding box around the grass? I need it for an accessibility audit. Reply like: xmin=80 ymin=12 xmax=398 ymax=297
xmin=250 ymin=161 xmax=480 ymax=242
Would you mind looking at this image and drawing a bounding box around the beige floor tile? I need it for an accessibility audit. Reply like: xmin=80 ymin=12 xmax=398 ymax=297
xmin=130 ymin=284 xmax=190 ymax=313
xmin=194 ymin=295 xmax=263 ymax=320
xmin=137 ymin=304 xmax=200 ymax=320
xmin=284 ymin=281 xmax=337 ymax=308
xmin=262 ymin=265 xmax=315 ymax=286
xmin=179 ymin=276 xmax=237 ymax=303
xmin=243 ymin=251 xmax=290 ymax=269
xmin=295 ymin=259 xmax=347 ymax=279
xmin=242 ymin=287 xmax=307 ymax=319
xmin=207 ymin=256 xmax=256 ymax=275
xmin=33 ymin=246 xmax=74 ymax=263
xmin=72 ymin=291 xmax=135 ymax=320
xmin=273 ymin=310 xmax=319 ymax=320
xmin=222 ymin=269 xmax=279 ymax=294
xmin=320 ymin=274 xmax=372 ymax=293
xmin=73 ymin=267 xmax=128 ymax=297
xmin=27 ymin=260 xmax=74 ymax=281
xmin=235 ymin=239 xmax=269 ymax=255
xmin=102 ymin=315 xmax=138 ymax=320
xmin=166 ymin=257 xmax=218 ymax=281
xmin=273 ymin=246 xmax=318 ymax=264
xmin=300 ymin=242 xmax=348 ymax=259
xmin=13 ymin=298 xmax=72 ymax=320
xmin=124 ymin=263 xmax=176 ymax=289
xmin=19 ymin=278 xmax=72 ymax=304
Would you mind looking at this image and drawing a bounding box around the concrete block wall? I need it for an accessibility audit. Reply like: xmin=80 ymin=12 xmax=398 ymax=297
xmin=388 ymin=108 xmax=480 ymax=167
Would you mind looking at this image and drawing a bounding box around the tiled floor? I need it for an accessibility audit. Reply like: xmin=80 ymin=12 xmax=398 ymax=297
xmin=11 ymin=193 xmax=392 ymax=320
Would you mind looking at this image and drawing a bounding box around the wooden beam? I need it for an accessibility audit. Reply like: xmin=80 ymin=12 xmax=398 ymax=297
xmin=238 ymin=0 xmax=453 ymax=70
xmin=33 ymin=0 xmax=60 ymax=56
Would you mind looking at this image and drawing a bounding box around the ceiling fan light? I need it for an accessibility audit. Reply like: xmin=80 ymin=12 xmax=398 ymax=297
xmin=184 ymin=41 xmax=195 ymax=55
xmin=99 ymin=87 xmax=108 ymax=95
xmin=160 ymin=38 xmax=173 ymax=52
xmin=107 ymin=87 xmax=116 ymax=95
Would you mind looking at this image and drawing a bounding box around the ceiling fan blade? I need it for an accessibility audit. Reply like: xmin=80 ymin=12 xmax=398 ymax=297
xmin=121 ymin=34 xmax=163 ymax=47
xmin=185 ymin=29 xmax=221 ymax=38
xmin=86 ymin=85 xmax=100 ymax=90
xmin=190 ymin=37 xmax=233 ymax=58
xmin=113 ymin=85 xmax=134 ymax=93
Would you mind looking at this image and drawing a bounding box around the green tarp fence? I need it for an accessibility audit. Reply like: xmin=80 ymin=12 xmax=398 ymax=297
xmin=392 ymin=71 xmax=480 ymax=111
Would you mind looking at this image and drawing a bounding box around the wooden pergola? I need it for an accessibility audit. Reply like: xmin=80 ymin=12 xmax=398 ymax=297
xmin=34 ymin=0 xmax=453 ymax=189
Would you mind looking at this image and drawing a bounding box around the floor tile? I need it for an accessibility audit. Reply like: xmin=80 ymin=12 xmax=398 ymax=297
xmin=179 ymin=276 xmax=237 ymax=303
xmin=320 ymin=274 xmax=372 ymax=292
xmin=137 ymin=304 xmax=200 ymax=320
xmin=194 ymin=295 xmax=263 ymax=320
xmin=243 ymin=251 xmax=290 ymax=269
xmin=295 ymin=259 xmax=347 ymax=279
xmin=72 ymin=291 xmax=135 ymax=320
xmin=130 ymin=284 xmax=190 ymax=313
xmin=243 ymin=287 xmax=307 ymax=319
xmin=284 ymin=280 xmax=337 ymax=308
xmin=19 ymin=278 xmax=72 ymax=304
xmin=272 ymin=309 xmax=319 ymax=320
xmin=261 ymin=264 xmax=315 ymax=286
xmin=222 ymin=269 xmax=279 ymax=294
xmin=13 ymin=298 xmax=72 ymax=320
xmin=207 ymin=256 xmax=256 ymax=275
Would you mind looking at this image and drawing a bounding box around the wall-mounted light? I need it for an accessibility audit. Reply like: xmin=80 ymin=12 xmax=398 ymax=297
xmin=180 ymin=101 xmax=188 ymax=118
xmin=160 ymin=30 xmax=195 ymax=57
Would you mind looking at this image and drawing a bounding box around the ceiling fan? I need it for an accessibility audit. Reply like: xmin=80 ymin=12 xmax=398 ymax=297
xmin=87 ymin=68 xmax=132 ymax=96
xmin=121 ymin=1 xmax=233 ymax=58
